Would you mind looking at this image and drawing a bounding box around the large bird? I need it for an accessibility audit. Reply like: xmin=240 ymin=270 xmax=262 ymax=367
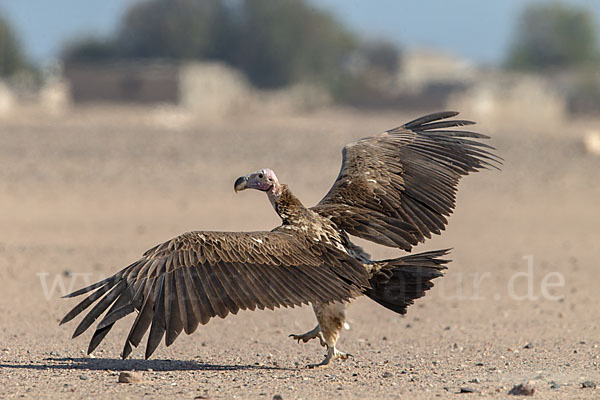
xmin=61 ymin=111 xmax=500 ymax=367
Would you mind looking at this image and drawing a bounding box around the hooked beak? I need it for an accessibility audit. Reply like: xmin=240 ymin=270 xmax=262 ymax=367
xmin=234 ymin=175 xmax=248 ymax=193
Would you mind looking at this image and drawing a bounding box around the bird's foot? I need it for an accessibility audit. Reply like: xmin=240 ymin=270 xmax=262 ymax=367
xmin=306 ymin=346 xmax=352 ymax=369
xmin=289 ymin=325 xmax=326 ymax=347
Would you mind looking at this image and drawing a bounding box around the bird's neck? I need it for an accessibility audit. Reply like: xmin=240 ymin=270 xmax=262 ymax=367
xmin=268 ymin=183 xmax=309 ymax=224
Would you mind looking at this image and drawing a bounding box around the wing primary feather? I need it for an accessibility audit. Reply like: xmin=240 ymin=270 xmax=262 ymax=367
xmin=226 ymin=262 xmax=261 ymax=311
xmin=187 ymin=267 xmax=217 ymax=323
xmin=419 ymin=129 xmax=490 ymax=139
xmin=268 ymin=265 xmax=306 ymax=306
xmin=195 ymin=262 xmax=230 ymax=319
xmin=176 ymin=268 xmax=199 ymax=335
xmin=218 ymin=262 xmax=255 ymax=311
xmin=122 ymin=277 xmax=159 ymax=359
xmin=257 ymin=265 xmax=297 ymax=308
xmin=62 ymin=274 xmax=120 ymax=298
xmin=203 ymin=262 xmax=238 ymax=317
xmin=145 ymin=274 xmax=167 ymax=359
xmin=96 ymin=279 xmax=146 ymax=330
xmin=60 ymin=279 xmax=119 ymax=325
xmin=72 ymin=280 xmax=127 ymax=338
xmin=164 ymin=271 xmax=184 ymax=347
xmin=237 ymin=262 xmax=276 ymax=310
xmin=295 ymin=262 xmax=349 ymax=303
xmin=403 ymin=111 xmax=459 ymax=129
xmin=413 ymin=119 xmax=475 ymax=130
xmin=211 ymin=261 xmax=243 ymax=314
xmin=284 ymin=264 xmax=333 ymax=304
xmin=87 ymin=281 xmax=137 ymax=354
xmin=242 ymin=263 xmax=280 ymax=310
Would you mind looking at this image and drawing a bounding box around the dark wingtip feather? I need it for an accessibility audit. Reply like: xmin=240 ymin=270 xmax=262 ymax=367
xmin=145 ymin=277 xmax=166 ymax=359
xmin=62 ymin=277 xmax=112 ymax=298
xmin=87 ymin=325 xmax=111 ymax=354
xmin=70 ymin=280 xmax=127 ymax=338
xmin=417 ymin=120 xmax=476 ymax=131
xmin=122 ymin=341 xmax=133 ymax=359
xmin=60 ymin=281 xmax=117 ymax=326
xmin=403 ymin=111 xmax=460 ymax=129
xmin=96 ymin=304 xmax=135 ymax=330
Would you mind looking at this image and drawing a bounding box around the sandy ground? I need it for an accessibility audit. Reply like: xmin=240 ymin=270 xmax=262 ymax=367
xmin=0 ymin=106 xmax=599 ymax=399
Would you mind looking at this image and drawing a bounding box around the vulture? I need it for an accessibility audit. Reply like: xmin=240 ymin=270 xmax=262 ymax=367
xmin=61 ymin=111 xmax=500 ymax=367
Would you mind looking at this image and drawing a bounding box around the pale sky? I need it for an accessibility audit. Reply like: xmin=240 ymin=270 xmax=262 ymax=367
xmin=1 ymin=0 xmax=599 ymax=66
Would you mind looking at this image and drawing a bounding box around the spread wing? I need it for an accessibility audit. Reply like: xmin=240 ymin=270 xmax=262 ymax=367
xmin=311 ymin=111 xmax=501 ymax=251
xmin=60 ymin=230 xmax=369 ymax=359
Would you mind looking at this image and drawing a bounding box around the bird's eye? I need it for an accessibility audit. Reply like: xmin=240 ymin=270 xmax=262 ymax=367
xmin=258 ymin=173 xmax=264 ymax=179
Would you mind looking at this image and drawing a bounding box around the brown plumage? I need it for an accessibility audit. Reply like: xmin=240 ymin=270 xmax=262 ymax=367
xmin=61 ymin=111 xmax=500 ymax=367
xmin=312 ymin=111 xmax=500 ymax=249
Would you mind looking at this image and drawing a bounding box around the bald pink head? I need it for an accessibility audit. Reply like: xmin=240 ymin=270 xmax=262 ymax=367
xmin=234 ymin=168 xmax=279 ymax=193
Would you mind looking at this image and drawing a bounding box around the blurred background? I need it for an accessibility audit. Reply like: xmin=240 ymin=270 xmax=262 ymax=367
xmin=1 ymin=1 xmax=600 ymax=397
xmin=1 ymin=0 xmax=600 ymax=122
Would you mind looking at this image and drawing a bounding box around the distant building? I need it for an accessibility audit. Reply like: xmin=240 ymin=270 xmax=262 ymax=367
xmin=363 ymin=49 xmax=478 ymax=110
xmin=394 ymin=50 xmax=566 ymax=124
xmin=398 ymin=49 xmax=476 ymax=90
xmin=65 ymin=61 xmax=179 ymax=104
xmin=0 ymin=80 xmax=15 ymax=117
xmin=448 ymin=72 xmax=566 ymax=127
xmin=64 ymin=61 xmax=251 ymax=116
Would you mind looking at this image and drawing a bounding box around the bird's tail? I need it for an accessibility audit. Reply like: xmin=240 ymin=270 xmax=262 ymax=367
xmin=364 ymin=249 xmax=450 ymax=314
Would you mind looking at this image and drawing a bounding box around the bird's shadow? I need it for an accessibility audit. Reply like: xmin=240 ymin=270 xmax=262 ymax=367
xmin=0 ymin=357 xmax=289 ymax=372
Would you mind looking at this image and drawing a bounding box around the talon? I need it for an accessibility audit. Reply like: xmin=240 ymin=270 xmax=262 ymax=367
xmin=289 ymin=325 xmax=323 ymax=346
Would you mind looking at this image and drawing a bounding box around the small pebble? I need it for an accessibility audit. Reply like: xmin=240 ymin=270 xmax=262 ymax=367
xmin=118 ymin=371 xmax=144 ymax=384
xmin=382 ymin=372 xmax=393 ymax=378
xmin=79 ymin=374 xmax=89 ymax=380
xmin=273 ymin=395 xmax=283 ymax=400
xmin=581 ymin=381 xmax=596 ymax=389
xmin=470 ymin=378 xmax=480 ymax=384
xmin=459 ymin=387 xmax=477 ymax=393
xmin=549 ymin=381 xmax=560 ymax=390
xmin=508 ymin=383 xmax=535 ymax=396
xmin=523 ymin=343 xmax=534 ymax=349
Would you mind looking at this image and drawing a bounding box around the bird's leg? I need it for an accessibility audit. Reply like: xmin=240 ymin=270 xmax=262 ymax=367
xmin=306 ymin=302 xmax=352 ymax=368
xmin=289 ymin=324 xmax=326 ymax=346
